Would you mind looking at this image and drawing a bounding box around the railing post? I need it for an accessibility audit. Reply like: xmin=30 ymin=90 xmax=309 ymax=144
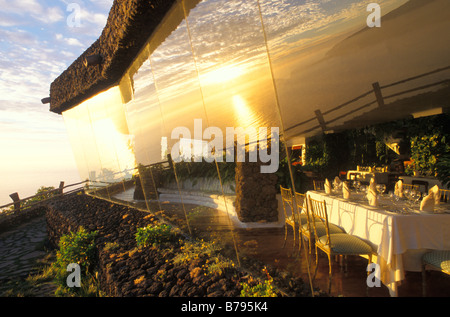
xmin=167 ymin=154 xmax=174 ymax=170
xmin=372 ymin=82 xmax=385 ymax=107
xmin=9 ymin=192 xmax=20 ymax=212
xmin=59 ymin=181 xmax=65 ymax=195
xmin=315 ymin=109 xmax=327 ymax=132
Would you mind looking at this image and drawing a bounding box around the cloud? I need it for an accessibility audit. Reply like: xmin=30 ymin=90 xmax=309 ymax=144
xmin=0 ymin=28 xmax=36 ymax=45
xmin=34 ymin=6 xmax=64 ymax=24
xmin=0 ymin=0 xmax=63 ymax=25
xmin=55 ymin=33 xmax=85 ymax=47
xmin=0 ymin=0 xmax=43 ymax=16
xmin=0 ymin=13 xmax=25 ymax=27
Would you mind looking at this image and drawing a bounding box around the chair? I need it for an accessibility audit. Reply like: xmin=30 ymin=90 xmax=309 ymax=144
xmin=295 ymin=192 xmax=345 ymax=255
xmin=439 ymin=189 xmax=450 ymax=203
xmin=313 ymin=180 xmax=325 ymax=191
xmin=280 ymin=186 xmax=297 ymax=249
xmin=347 ymin=172 xmax=361 ymax=181
xmin=295 ymin=192 xmax=313 ymax=253
xmin=308 ymin=195 xmax=373 ymax=293
xmin=421 ymin=250 xmax=450 ymax=296
xmin=402 ymin=183 xmax=419 ymax=191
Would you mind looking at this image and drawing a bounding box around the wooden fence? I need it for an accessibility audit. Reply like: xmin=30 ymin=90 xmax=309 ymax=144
xmin=0 ymin=180 xmax=88 ymax=214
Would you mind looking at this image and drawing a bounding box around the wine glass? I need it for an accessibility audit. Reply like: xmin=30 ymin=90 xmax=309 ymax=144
xmin=409 ymin=190 xmax=420 ymax=205
xmin=359 ymin=185 xmax=367 ymax=194
xmin=403 ymin=188 xmax=410 ymax=201
xmin=389 ymin=191 xmax=399 ymax=203
xmin=376 ymin=184 xmax=386 ymax=196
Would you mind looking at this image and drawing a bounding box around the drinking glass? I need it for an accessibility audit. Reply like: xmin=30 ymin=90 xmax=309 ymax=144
xmin=376 ymin=184 xmax=386 ymax=196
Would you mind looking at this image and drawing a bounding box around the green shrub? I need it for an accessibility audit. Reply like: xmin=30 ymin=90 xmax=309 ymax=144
xmin=135 ymin=224 xmax=176 ymax=247
xmin=52 ymin=227 xmax=99 ymax=296
xmin=54 ymin=227 xmax=98 ymax=274
xmin=240 ymin=268 xmax=277 ymax=297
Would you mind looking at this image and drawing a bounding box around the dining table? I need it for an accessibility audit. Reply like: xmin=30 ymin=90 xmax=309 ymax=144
xmin=306 ymin=189 xmax=450 ymax=296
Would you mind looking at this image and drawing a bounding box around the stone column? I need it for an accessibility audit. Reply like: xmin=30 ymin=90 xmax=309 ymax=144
xmin=234 ymin=159 xmax=278 ymax=223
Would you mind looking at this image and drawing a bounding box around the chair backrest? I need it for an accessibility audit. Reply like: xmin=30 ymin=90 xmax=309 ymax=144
xmin=295 ymin=192 xmax=313 ymax=231
xmin=294 ymin=192 xmax=306 ymax=210
xmin=308 ymin=195 xmax=331 ymax=244
xmin=402 ymin=183 xmax=419 ymax=191
xmin=439 ymin=189 xmax=450 ymax=203
xmin=280 ymin=186 xmax=294 ymax=220
xmin=313 ymin=180 xmax=325 ymax=191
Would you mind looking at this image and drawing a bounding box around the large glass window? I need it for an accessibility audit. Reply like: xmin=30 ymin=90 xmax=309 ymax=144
xmin=61 ymin=0 xmax=450 ymax=287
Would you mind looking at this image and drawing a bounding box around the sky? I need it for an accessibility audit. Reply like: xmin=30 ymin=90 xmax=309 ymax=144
xmin=0 ymin=0 xmax=114 ymax=205
xmin=0 ymin=0 xmax=409 ymax=206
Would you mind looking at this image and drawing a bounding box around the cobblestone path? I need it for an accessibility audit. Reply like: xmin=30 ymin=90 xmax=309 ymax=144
xmin=0 ymin=216 xmax=56 ymax=296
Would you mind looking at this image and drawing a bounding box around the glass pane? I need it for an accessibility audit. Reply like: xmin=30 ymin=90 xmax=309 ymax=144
xmin=183 ymin=0 xmax=289 ymax=267
xmin=62 ymin=106 xmax=89 ymax=185
xmin=75 ymin=101 xmax=105 ymax=195
xmin=258 ymin=0 xmax=450 ymax=139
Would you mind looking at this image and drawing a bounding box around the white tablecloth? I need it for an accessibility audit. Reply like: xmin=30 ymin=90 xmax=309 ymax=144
xmin=306 ymin=190 xmax=450 ymax=296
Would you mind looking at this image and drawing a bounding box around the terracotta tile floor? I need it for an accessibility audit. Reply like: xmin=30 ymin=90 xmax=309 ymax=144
xmin=233 ymin=227 xmax=450 ymax=297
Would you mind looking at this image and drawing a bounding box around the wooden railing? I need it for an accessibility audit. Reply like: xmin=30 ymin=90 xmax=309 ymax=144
xmin=285 ymin=65 xmax=450 ymax=135
xmin=0 ymin=180 xmax=88 ymax=214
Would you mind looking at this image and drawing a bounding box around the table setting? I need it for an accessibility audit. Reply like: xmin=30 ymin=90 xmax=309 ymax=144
xmin=319 ymin=176 xmax=449 ymax=216
xmin=308 ymin=177 xmax=450 ymax=296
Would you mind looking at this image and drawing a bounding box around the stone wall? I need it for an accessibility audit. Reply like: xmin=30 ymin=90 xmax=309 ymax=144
xmin=46 ymin=194 xmax=246 ymax=297
xmin=234 ymin=160 xmax=279 ymax=223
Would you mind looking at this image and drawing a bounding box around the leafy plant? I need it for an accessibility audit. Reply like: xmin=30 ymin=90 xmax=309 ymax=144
xmin=135 ymin=224 xmax=177 ymax=247
xmin=240 ymin=267 xmax=277 ymax=297
xmin=173 ymin=239 xmax=234 ymax=276
xmin=436 ymin=153 xmax=450 ymax=188
xmin=54 ymin=227 xmax=98 ymax=274
xmin=409 ymin=134 xmax=448 ymax=175
xmin=52 ymin=227 xmax=100 ymax=297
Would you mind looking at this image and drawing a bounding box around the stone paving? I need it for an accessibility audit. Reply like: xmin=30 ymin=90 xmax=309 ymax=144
xmin=0 ymin=216 xmax=48 ymax=281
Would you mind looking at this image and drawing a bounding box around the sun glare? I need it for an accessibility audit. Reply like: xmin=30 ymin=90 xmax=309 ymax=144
xmin=201 ymin=65 xmax=246 ymax=85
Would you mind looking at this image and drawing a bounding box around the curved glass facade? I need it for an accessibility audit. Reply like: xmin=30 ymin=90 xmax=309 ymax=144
xmin=61 ymin=0 xmax=450 ymax=275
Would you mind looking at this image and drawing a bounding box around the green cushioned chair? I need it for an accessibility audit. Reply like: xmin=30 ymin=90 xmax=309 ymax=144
xmin=421 ymin=250 xmax=450 ymax=296
xmin=318 ymin=233 xmax=373 ymax=255
xmin=295 ymin=192 xmax=345 ymax=255
xmin=308 ymin=195 xmax=373 ymax=293
xmin=303 ymin=222 xmax=345 ymax=238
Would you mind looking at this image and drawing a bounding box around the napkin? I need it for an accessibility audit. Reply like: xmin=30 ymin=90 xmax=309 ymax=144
xmin=343 ymin=181 xmax=351 ymax=199
xmin=394 ymin=180 xmax=404 ymax=198
xmin=420 ymin=192 xmax=435 ymax=213
xmin=325 ymin=179 xmax=331 ymax=194
xmin=367 ymin=180 xmax=378 ymax=206
xmin=429 ymin=185 xmax=440 ymax=205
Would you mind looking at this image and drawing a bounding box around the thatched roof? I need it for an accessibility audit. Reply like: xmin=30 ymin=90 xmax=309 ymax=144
xmin=49 ymin=0 xmax=179 ymax=114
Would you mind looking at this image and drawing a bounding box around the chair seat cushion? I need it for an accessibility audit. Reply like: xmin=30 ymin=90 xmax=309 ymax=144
xmin=318 ymin=233 xmax=373 ymax=255
xmin=423 ymin=250 xmax=450 ymax=274
xmin=298 ymin=214 xmax=308 ymax=225
xmin=302 ymin=222 xmax=345 ymax=237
